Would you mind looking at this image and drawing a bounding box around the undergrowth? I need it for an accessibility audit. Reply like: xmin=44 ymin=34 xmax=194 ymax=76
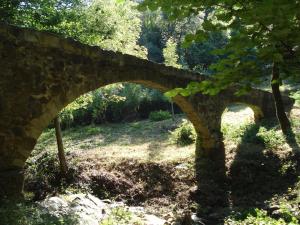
xmin=222 ymin=119 xmax=289 ymax=150
xmin=100 ymin=207 xmax=143 ymax=225
xmin=225 ymin=207 xmax=299 ymax=225
xmin=169 ymin=119 xmax=196 ymax=146
xmin=149 ymin=110 xmax=172 ymax=121
xmin=0 ymin=201 xmax=78 ymax=225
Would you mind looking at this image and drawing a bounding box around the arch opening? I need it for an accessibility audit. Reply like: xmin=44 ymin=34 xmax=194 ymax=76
xmin=221 ymin=103 xmax=259 ymax=148
xmin=24 ymin=82 xmax=198 ymax=217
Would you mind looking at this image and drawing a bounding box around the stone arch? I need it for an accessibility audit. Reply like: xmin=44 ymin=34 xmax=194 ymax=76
xmin=0 ymin=22 xmax=215 ymax=173
xmin=0 ymin=23 xmax=285 ymax=172
xmin=221 ymin=103 xmax=261 ymax=133
xmin=221 ymin=102 xmax=263 ymax=125
xmin=23 ymin=80 xmax=212 ymax=169
xmin=0 ymin=24 xmax=294 ymax=210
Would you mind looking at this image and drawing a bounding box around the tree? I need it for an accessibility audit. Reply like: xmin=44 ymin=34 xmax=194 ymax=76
xmin=0 ymin=0 xmax=21 ymax=23
xmin=1 ymin=0 xmax=84 ymax=33
xmin=140 ymin=0 xmax=300 ymax=135
xmin=54 ymin=116 xmax=68 ymax=177
xmin=182 ymin=32 xmax=228 ymax=74
xmin=163 ymin=38 xmax=181 ymax=69
xmin=163 ymin=38 xmax=182 ymax=120
xmin=80 ymin=0 xmax=147 ymax=58
xmin=139 ymin=10 xmax=165 ymax=62
xmin=139 ymin=8 xmax=205 ymax=64
xmin=2 ymin=0 xmax=147 ymax=58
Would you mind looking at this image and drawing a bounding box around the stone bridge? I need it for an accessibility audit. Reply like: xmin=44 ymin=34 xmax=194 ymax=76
xmin=0 ymin=24 xmax=293 ymax=209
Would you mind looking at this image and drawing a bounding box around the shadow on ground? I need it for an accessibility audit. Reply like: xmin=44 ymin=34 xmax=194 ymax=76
xmin=228 ymin=120 xmax=300 ymax=210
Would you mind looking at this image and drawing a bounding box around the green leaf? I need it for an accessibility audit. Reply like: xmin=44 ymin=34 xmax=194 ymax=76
xmin=179 ymin=88 xmax=192 ymax=97
xmin=273 ymin=53 xmax=283 ymax=63
xmin=164 ymin=88 xmax=183 ymax=98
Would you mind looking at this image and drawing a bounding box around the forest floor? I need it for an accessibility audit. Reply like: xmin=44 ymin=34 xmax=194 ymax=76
xmin=23 ymin=105 xmax=300 ymax=224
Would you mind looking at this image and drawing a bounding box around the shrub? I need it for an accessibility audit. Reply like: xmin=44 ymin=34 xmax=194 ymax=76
xmin=170 ymin=119 xmax=196 ymax=146
xmin=100 ymin=207 xmax=143 ymax=225
xmin=0 ymin=201 xmax=78 ymax=225
xmin=222 ymin=123 xmax=259 ymax=144
xmin=257 ymin=127 xmax=286 ymax=149
xmin=225 ymin=208 xmax=299 ymax=225
xmin=291 ymin=90 xmax=300 ymax=107
xmin=149 ymin=110 xmax=172 ymax=121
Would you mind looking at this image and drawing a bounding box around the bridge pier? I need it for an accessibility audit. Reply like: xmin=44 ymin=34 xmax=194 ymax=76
xmin=0 ymin=169 xmax=24 ymax=200
xmin=194 ymin=132 xmax=228 ymax=219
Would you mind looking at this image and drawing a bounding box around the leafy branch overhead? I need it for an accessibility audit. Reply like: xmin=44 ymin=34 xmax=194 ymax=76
xmin=140 ymin=0 xmax=300 ymax=96
xmin=140 ymin=0 xmax=299 ymax=134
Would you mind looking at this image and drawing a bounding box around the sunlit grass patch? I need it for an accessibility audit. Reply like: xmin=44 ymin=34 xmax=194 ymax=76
xmin=31 ymin=115 xmax=195 ymax=164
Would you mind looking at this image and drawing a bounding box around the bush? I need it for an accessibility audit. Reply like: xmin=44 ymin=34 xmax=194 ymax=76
xmin=170 ymin=119 xmax=196 ymax=146
xmin=100 ymin=207 xmax=143 ymax=225
xmin=291 ymin=90 xmax=300 ymax=107
xmin=222 ymin=123 xmax=260 ymax=144
xmin=149 ymin=110 xmax=172 ymax=121
xmin=257 ymin=127 xmax=286 ymax=149
xmin=225 ymin=208 xmax=299 ymax=225
xmin=0 ymin=201 xmax=78 ymax=225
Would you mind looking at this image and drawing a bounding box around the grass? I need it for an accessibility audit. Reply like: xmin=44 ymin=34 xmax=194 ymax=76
xmin=225 ymin=208 xmax=299 ymax=225
xmin=221 ymin=105 xmax=300 ymax=224
xmin=32 ymin=114 xmax=195 ymax=164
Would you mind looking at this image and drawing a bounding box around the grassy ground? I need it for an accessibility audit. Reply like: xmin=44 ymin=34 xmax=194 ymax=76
xmin=26 ymin=115 xmax=196 ymax=219
xmin=24 ymin=105 xmax=300 ymax=224
xmin=33 ymin=115 xmax=195 ymax=163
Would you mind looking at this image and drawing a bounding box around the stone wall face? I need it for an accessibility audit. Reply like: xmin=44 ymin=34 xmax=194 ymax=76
xmin=0 ymin=24 xmax=293 ymax=200
xmin=0 ymin=169 xmax=24 ymax=198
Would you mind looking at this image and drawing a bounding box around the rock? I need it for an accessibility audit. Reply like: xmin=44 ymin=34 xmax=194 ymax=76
xmin=191 ymin=213 xmax=205 ymax=224
xmin=144 ymin=214 xmax=166 ymax=225
xmin=175 ymin=163 xmax=189 ymax=170
xmin=39 ymin=196 xmax=69 ymax=216
xmin=38 ymin=193 xmax=167 ymax=225
xmin=109 ymin=201 xmax=125 ymax=208
xmin=128 ymin=206 xmax=145 ymax=214
xmin=101 ymin=199 xmax=112 ymax=204
xmin=39 ymin=193 xmax=107 ymax=225
xmin=269 ymin=204 xmax=280 ymax=212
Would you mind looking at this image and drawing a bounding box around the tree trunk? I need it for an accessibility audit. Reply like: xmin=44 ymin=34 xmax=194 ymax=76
xmin=271 ymin=62 xmax=292 ymax=135
xmin=54 ymin=116 xmax=68 ymax=176
xmin=170 ymin=101 xmax=175 ymax=121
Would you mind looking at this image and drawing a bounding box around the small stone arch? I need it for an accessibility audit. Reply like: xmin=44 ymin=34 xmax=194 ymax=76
xmin=221 ymin=102 xmax=263 ymax=125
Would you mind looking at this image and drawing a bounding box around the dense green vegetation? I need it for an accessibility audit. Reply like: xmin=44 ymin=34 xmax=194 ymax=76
xmin=225 ymin=208 xmax=299 ymax=225
xmin=58 ymin=84 xmax=177 ymax=128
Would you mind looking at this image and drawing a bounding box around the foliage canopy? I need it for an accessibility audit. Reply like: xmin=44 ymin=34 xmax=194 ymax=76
xmin=140 ymin=0 xmax=300 ymax=96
